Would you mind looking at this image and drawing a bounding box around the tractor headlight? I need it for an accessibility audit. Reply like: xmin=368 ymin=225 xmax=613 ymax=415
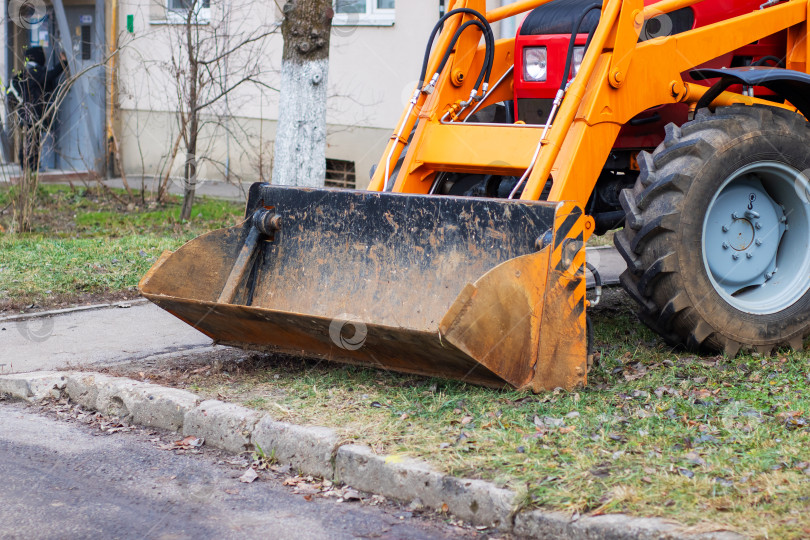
xmin=523 ymin=47 xmax=547 ymax=82
xmin=571 ymin=46 xmax=585 ymax=78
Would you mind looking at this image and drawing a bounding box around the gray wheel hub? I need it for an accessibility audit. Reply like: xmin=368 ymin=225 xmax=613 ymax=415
xmin=702 ymin=161 xmax=810 ymax=315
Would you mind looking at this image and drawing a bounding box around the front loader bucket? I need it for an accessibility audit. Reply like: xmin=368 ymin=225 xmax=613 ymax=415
xmin=139 ymin=184 xmax=589 ymax=392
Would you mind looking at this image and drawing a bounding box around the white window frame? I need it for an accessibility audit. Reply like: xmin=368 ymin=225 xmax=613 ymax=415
xmin=333 ymin=0 xmax=395 ymax=27
xmin=165 ymin=0 xmax=211 ymax=24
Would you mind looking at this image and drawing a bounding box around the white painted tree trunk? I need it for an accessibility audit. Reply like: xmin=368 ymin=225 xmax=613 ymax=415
xmin=271 ymin=58 xmax=329 ymax=187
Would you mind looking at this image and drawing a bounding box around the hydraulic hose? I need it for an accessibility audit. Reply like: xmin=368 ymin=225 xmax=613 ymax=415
xmin=560 ymin=4 xmax=602 ymax=92
xmin=586 ymin=261 xmax=602 ymax=306
xmin=418 ymin=8 xmax=495 ymax=92
xmin=434 ymin=19 xmax=493 ymax=97
xmin=753 ymin=55 xmax=784 ymax=67
xmin=386 ymin=8 xmax=495 ymax=190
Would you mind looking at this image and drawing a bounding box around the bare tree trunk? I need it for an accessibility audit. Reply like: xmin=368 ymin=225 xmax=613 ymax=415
xmin=12 ymin=126 xmax=40 ymax=233
xmin=110 ymin=131 xmax=133 ymax=199
xmin=180 ymin=13 xmax=200 ymax=222
xmin=12 ymin=169 xmax=38 ymax=233
xmin=180 ymin=114 xmax=198 ymax=221
xmin=271 ymin=0 xmax=333 ymax=187
xmin=157 ymin=128 xmax=186 ymax=203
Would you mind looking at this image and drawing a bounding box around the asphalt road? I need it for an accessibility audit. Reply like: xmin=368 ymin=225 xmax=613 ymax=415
xmin=0 ymin=401 xmax=473 ymax=540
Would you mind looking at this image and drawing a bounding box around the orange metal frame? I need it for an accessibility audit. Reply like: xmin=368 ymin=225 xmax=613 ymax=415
xmin=368 ymin=0 xmax=809 ymax=234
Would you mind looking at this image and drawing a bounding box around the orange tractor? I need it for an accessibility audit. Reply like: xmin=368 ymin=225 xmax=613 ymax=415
xmin=140 ymin=0 xmax=810 ymax=391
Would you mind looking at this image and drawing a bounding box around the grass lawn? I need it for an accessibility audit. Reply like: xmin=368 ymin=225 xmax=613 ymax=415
xmin=103 ymin=289 xmax=810 ymax=539
xmin=0 ymin=184 xmax=245 ymax=312
xmin=6 ymin=184 xmax=809 ymax=536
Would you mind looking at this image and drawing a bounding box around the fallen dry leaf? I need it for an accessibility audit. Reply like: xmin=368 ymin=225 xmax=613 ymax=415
xmin=342 ymin=488 xmax=362 ymax=501
xmin=239 ymin=468 xmax=259 ymax=483
xmin=294 ymin=484 xmax=321 ymax=496
xmin=174 ymin=436 xmax=204 ymax=449
xmin=678 ymin=467 xmax=695 ymax=479
xmin=685 ymin=452 xmax=707 ymax=467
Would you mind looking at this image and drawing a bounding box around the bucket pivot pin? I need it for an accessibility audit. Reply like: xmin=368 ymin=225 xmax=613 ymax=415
xmin=217 ymin=210 xmax=281 ymax=304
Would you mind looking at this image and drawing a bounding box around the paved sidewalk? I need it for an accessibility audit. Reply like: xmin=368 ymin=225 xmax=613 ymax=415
xmin=586 ymin=245 xmax=624 ymax=287
xmin=0 ymin=302 xmax=213 ymax=374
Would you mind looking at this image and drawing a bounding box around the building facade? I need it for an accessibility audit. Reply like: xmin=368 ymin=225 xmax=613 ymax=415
xmin=3 ymin=0 xmax=516 ymax=189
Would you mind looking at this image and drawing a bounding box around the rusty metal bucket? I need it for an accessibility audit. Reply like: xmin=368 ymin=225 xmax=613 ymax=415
xmin=139 ymin=184 xmax=588 ymax=391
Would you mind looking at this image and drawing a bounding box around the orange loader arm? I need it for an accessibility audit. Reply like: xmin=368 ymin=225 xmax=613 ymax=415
xmin=369 ymin=0 xmax=806 ymax=226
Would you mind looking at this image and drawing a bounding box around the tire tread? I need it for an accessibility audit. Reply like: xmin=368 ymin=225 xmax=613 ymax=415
xmin=613 ymin=105 xmax=810 ymax=355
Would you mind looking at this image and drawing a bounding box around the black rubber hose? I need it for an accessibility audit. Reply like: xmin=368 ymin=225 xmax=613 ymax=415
xmin=436 ymin=8 xmax=495 ymax=82
xmin=418 ymin=8 xmax=495 ymax=88
xmin=753 ymin=55 xmax=785 ymax=67
xmin=479 ymin=14 xmax=495 ymax=89
xmin=584 ymin=16 xmax=598 ymax=51
xmin=560 ymin=4 xmax=602 ymax=93
xmin=586 ymin=261 xmax=602 ymax=306
xmin=435 ymin=20 xmax=492 ymax=94
xmin=439 ymin=12 xmax=495 ymax=92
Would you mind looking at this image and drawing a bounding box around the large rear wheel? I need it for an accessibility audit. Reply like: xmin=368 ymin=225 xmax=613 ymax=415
xmin=614 ymin=105 xmax=810 ymax=355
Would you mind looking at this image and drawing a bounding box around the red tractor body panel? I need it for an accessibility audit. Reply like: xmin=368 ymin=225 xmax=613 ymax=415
xmin=513 ymin=0 xmax=786 ymax=152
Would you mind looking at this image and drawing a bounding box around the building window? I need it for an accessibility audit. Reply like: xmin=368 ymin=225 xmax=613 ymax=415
xmin=325 ymin=159 xmax=356 ymax=189
xmin=334 ymin=0 xmax=395 ymax=27
xmin=167 ymin=0 xmax=210 ymax=24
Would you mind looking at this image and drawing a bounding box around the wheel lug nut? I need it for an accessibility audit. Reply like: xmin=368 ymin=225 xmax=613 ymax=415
xmin=755 ymin=223 xmax=762 ymax=230
xmin=732 ymin=253 xmax=739 ymax=260
xmin=732 ymin=212 xmax=740 ymax=219
xmin=722 ymin=242 xmax=729 ymax=249
xmin=722 ymin=225 xmax=729 ymax=232
xmin=755 ymin=239 xmax=763 ymax=246
xmin=746 ymin=252 xmax=753 ymax=259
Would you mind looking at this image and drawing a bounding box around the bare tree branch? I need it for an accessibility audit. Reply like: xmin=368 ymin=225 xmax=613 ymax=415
xmin=197 ymin=25 xmax=280 ymax=67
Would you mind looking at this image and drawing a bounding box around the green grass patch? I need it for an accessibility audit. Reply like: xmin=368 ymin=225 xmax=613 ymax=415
xmin=586 ymin=229 xmax=615 ymax=247
xmin=74 ymin=197 xmax=241 ymax=236
xmin=154 ymin=290 xmax=810 ymax=538
xmin=0 ymin=184 xmax=244 ymax=308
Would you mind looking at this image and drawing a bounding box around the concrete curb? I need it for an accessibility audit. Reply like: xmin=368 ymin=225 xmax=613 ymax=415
xmin=0 ymin=371 xmax=743 ymax=539
xmin=184 ymin=400 xmax=262 ymax=454
xmin=334 ymin=443 xmax=514 ymax=530
xmin=0 ymin=299 xmax=148 ymax=323
xmin=253 ymin=417 xmax=339 ymax=479
xmin=0 ymin=371 xmax=68 ymax=401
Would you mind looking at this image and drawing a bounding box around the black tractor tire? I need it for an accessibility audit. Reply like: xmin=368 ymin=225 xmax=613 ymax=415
xmin=614 ymin=105 xmax=810 ymax=356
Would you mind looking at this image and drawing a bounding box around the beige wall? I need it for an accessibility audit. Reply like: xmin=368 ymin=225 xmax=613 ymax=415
xmin=115 ymin=0 xmax=512 ymax=186
xmin=118 ymin=108 xmax=390 ymax=190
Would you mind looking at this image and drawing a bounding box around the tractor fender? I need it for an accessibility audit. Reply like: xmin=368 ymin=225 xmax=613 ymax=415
xmin=691 ymin=66 xmax=810 ymax=119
